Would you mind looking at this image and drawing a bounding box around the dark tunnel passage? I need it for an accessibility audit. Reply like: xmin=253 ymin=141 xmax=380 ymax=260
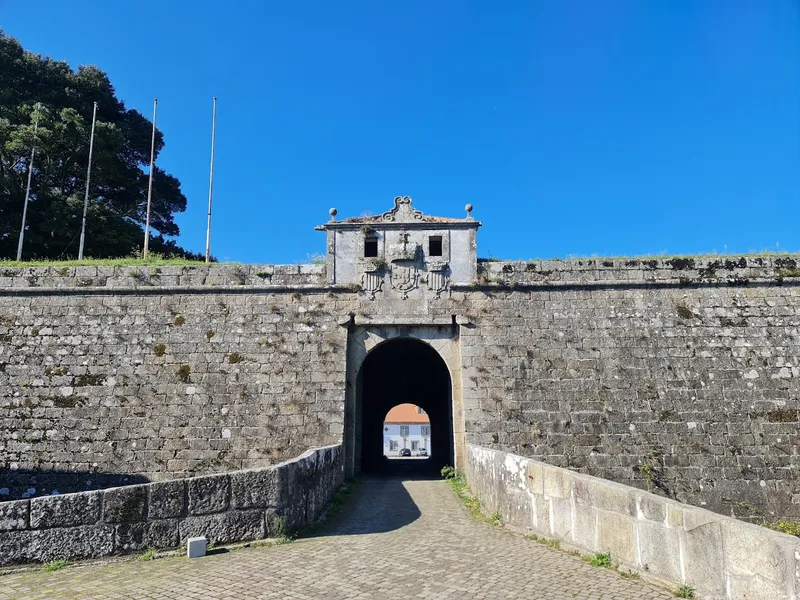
xmin=358 ymin=337 xmax=453 ymax=475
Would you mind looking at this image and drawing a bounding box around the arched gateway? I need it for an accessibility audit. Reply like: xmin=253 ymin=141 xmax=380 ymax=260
xmin=320 ymin=197 xmax=475 ymax=477
xmin=343 ymin=322 xmax=466 ymax=477
xmin=358 ymin=338 xmax=453 ymax=474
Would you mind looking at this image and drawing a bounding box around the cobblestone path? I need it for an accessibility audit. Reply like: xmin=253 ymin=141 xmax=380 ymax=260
xmin=1 ymin=478 xmax=673 ymax=599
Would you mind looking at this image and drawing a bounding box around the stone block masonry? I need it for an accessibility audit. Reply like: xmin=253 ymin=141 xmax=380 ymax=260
xmin=0 ymin=444 xmax=343 ymax=565
xmin=465 ymin=443 xmax=800 ymax=600
xmin=0 ymin=264 xmax=344 ymax=499
xmin=1 ymin=257 xmax=800 ymax=520
xmin=459 ymin=256 xmax=800 ymax=520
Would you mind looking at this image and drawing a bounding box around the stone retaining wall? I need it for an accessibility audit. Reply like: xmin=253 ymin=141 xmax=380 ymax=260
xmin=465 ymin=443 xmax=800 ymax=600
xmin=0 ymin=444 xmax=343 ymax=566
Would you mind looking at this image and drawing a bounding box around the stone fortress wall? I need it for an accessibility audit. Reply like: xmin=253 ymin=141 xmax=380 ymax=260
xmin=1 ymin=255 xmax=800 ymax=520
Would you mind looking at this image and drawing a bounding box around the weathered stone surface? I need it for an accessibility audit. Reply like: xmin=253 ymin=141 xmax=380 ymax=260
xmin=531 ymin=494 xmax=550 ymax=534
xmin=666 ymin=504 xmax=682 ymax=528
xmin=677 ymin=518 xmax=725 ymax=595
xmin=549 ymin=497 xmax=572 ymax=539
xmin=722 ymin=519 xmax=788 ymax=581
xmin=596 ymin=511 xmax=635 ymax=565
xmin=526 ymin=461 xmax=544 ymax=496
xmin=178 ymin=510 xmax=264 ymax=545
xmin=0 ymin=530 xmax=32 ymax=565
xmin=265 ymin=508 xmax=287 ymax=537
xmin=497 ymin=486 xmax=531 ymax=530
xmin=188 ymin=474 xmax=230 ymax=515
xmin=148 ymin=480 xmax=185 ymax=519
xmin=29 ymin=525 xmax=115 ymax=562
xmin=277 ymin=459 xmax=311 ymax=530
xmin=467 ymin=444 xmax=800 ymax=600
xmin=594 ymin=483 xmax=636 ymax=517
xmin=0 ymin=499 xmax=29 ymax=531
xmin=231 ymin=468 xmax=280 ymax=509
xmin=637 ymin=493 xmax=666 ymax=523
xmin=30 ymin=491 xmax=101 ymax=529
xmin=727 ymin=574 xmax=788 ymax=600
xmin=0 ymin=445 xmax=342 ymax=566
xmin=103 ymin=485 xmax=147 ymax=523
xmin=683 ymin=506 xmax=716 ymax=531
xmin=571 ymin=501 xmax=596 ymax=549
xmin=543 ymin=468 xmax=572 ymax=500
xmin=635 ymin=521 xmax=681 ymax=582
xmin=115 ymin=520 xmax=179 ymax=552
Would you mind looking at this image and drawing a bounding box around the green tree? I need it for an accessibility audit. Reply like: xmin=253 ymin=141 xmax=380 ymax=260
xmin=0 ymin=31 xmax=202 ymax=260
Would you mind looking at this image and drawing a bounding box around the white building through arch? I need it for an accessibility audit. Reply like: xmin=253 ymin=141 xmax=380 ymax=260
xmin=383 ymin=403 xmax=431 ymax=457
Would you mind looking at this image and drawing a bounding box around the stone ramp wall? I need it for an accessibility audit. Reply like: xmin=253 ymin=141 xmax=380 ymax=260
xmin=0 ymin=444 xmax=343 ymax=566
xmin=465 ymin=444 xmax=800 ymax=600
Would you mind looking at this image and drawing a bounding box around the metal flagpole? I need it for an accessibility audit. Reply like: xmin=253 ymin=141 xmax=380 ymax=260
xmin=78 ymin=102 xmax=99 ymax=260
xmin=17 ymin=103 xmax=40 ymax=261
xmin=143 ymin=98 xmax=158 ymax=259
xmin=204 ymin=97 xmax=217 ymax=264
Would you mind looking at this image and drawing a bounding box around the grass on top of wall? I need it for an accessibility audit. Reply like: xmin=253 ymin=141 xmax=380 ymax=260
xmin=0 ymin=254 xmax=218 ymax=268
xmin=479 ymin=251 xmax=800 ymax=263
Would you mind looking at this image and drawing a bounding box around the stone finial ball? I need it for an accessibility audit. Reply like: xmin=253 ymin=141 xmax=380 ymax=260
xmin=329 ymin=208 xmax=338 ymax=218
xmin=465 ymin=203 xmax=473 ymax=214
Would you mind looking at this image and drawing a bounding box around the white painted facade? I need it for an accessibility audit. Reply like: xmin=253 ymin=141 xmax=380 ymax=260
xmin=383 ymin=423 xmax=431 ymax=456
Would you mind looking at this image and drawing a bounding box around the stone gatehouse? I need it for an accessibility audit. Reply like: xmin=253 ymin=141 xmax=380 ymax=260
xmin=2 ymin=196 xmax=800 ymax=521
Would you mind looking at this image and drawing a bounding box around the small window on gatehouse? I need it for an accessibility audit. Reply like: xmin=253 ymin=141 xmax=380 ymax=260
xmin=364 ymin=236 xmax=378 ymax=257
xmin=429 ymin=236 xmax=442 ymax=257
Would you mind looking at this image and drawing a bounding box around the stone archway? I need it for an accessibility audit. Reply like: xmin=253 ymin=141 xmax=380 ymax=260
xmin=359 ymin=338 xmax=451 ymax=474
xmin=344 ymin=325 xmax=464 ymax=477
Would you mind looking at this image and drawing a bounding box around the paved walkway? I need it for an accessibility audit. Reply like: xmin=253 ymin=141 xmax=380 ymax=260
xmin=1 ymin=479 xmax=673 ymax=600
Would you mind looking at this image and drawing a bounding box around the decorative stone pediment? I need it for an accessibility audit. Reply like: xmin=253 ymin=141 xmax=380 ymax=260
xmin=381 ymin=196 xmax=424 ymax=223
xmin=317 ymin=195 xmax=481 ymax=287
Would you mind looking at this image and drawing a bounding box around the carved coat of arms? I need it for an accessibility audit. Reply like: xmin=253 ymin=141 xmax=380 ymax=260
xmin=389 ymin=262 xmax=419 ymax=299
xmin=360 ymin=270 xmax=384 ymax=300
xmin=426 ymin=261 xmax=450 ymax=298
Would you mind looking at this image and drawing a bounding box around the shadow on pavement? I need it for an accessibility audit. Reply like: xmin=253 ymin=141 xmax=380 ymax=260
xmin=375 ymin=456 xmax=443 ymax=479
xmin=313 ymin=478 xmax=423 ymax=537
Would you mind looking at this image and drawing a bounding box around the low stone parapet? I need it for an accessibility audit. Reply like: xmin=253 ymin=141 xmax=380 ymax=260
xmin=0 ymin=444 xmax=343 ymax=566
xmin=0 ymin=263 xmax=328 ymax=290
xmin=465 ymin=443 xmax=800 ymax=600
xmin=474 ymin=255 xmax=800 ymax=286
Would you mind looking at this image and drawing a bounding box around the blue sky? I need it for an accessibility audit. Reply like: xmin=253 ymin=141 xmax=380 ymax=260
xmin=2 ymin=1 xmax=798 ymax=262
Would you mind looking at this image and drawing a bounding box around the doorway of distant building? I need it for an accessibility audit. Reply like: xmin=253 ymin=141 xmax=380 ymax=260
xmin=383 ymin=403 xmax=432 ymax=461
xmin=357 ymin=337 xmax=453 ymax=475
